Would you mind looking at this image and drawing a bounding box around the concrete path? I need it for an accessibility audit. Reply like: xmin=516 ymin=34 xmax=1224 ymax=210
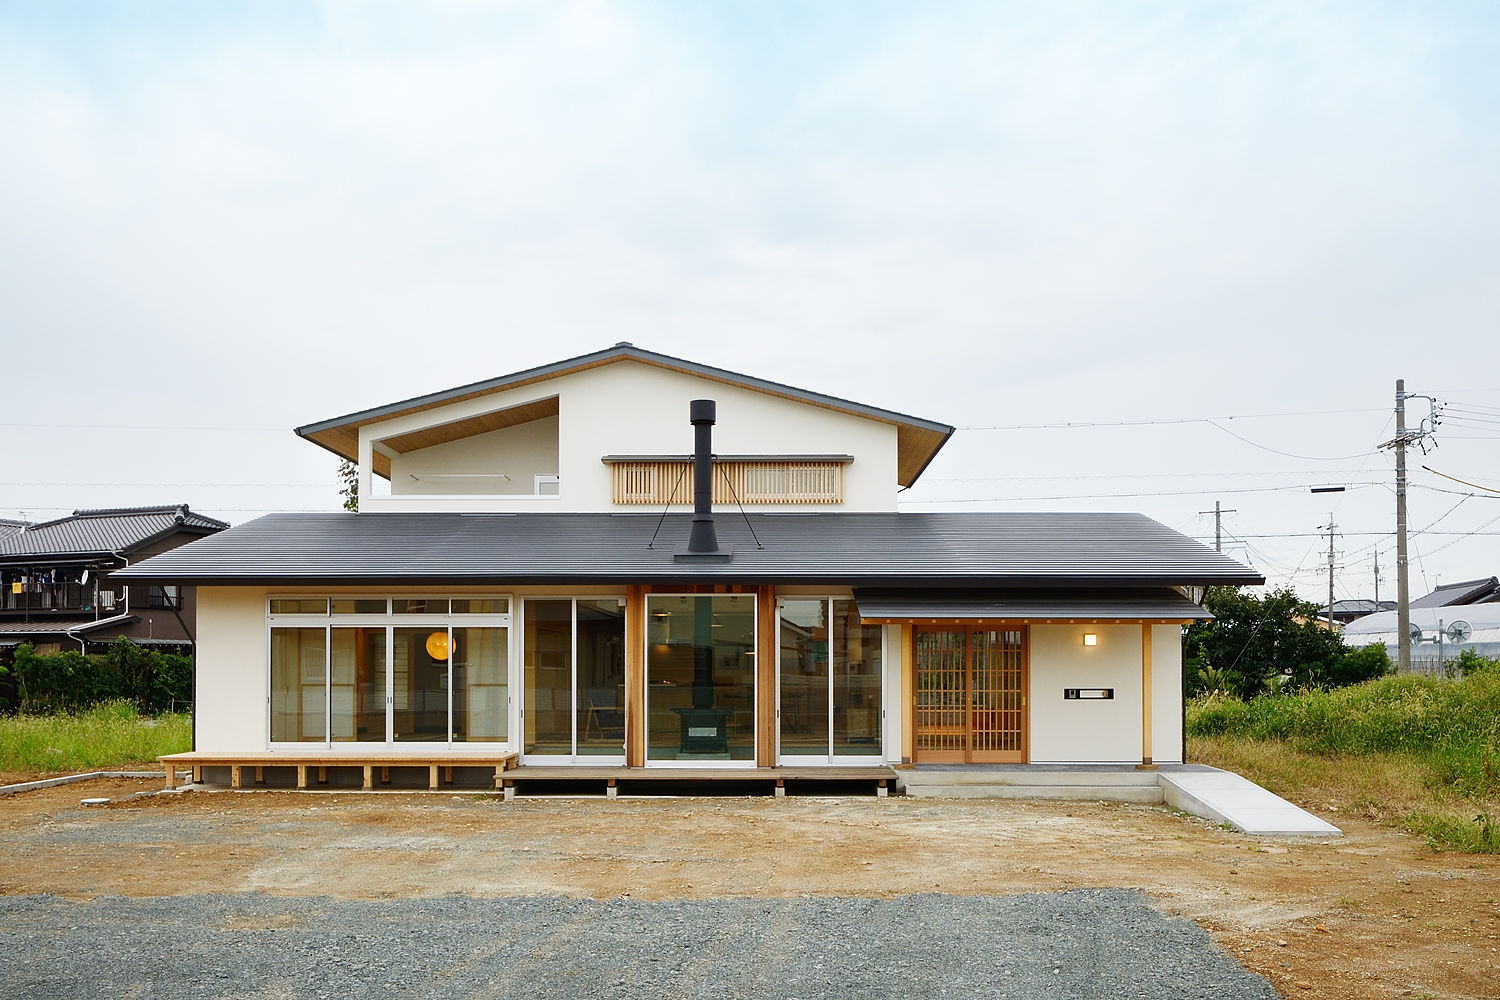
xmin=1160 ymin=767 xmax=1342 ymax=837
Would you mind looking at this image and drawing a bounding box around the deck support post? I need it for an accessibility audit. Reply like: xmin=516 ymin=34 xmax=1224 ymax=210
xmin=163 ymin=763 xmax=177 ymax=790
xmin=362 ymin=764 xmax=373 ymax=790
xmin=877 ymin=780 xmax=888 ymax=798
xmin=774 ymin=778 xmax=785 ymax=798
xmin=230 ymin=765 xmax=242 ymax=790
xmin=503 ymin=781 xmax=515 ymax=802
xmin=429 ymin=764 xmax=439 ymax=790
xmin=606 ymin=778 xmax=618 ymax=799
xmin=296 ymin=765 xmax=308 ymax=790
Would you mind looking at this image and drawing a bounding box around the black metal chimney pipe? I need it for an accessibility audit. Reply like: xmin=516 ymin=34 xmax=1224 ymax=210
xmin=686 ymin=399 xmax=719 ymax=554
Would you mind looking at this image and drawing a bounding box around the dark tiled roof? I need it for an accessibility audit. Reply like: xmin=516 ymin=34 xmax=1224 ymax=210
xmin=0 ymin=506 xmax=229 ymax=561
xmin=112 ymin=511 xmax=1263 ymax=587
xmin=1410 ymin=576 xmax=1500 ymax=609
xmin=852 ymin=587 xmax=1212 ymax=620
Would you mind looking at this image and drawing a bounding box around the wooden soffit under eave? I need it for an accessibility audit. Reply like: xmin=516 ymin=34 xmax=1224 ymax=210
xmin=301 ymin=397 xmax=560 ymax=481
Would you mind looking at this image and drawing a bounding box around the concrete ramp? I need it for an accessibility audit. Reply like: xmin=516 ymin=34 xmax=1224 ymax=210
xmin=897 ymin=764 xmax=1342 ymax=838
xmin=1160 ymin=768 xmax=1341 ymax=837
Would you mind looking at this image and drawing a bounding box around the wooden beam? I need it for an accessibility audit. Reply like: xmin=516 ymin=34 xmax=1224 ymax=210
xmin=756 ymin=585 xmax=777 ymax=767
xmin=624 ymin=585 xmax=646 ymax=767
xmin=1137 ymin=623 xmax=1156 ymax=770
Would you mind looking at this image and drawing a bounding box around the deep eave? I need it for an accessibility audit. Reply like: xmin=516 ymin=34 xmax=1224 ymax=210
xmin=110 ymin=511 xmax=1265 ymax=589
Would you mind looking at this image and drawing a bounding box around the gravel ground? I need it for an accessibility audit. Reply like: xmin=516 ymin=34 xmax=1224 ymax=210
xmin=0 ymin=889 xmax=1277 ymax=1000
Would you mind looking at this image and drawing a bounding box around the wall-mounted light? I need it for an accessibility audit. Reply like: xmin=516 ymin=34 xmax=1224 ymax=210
xmin=1082 ymin=633 xmax=1098 ymax=647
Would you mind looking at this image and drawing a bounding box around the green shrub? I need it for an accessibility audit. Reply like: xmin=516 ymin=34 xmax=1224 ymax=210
xmin=9 ymin=640 xmax=191 ymax=714
xmin=1453 ymin=647 xmax=1500 ymax=678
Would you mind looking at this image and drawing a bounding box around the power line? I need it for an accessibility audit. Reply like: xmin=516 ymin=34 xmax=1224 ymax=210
xmin=956 ymin=405 xmax=1385 ymax=431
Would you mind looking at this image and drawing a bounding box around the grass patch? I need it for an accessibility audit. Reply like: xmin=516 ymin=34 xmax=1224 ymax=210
xmin=0 ymin=701 xmax=192 ymax=775
xmin=1188 ymin=671 xmax=1500 ymax=853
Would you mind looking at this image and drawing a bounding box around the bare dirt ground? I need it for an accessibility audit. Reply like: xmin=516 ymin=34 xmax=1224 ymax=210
xmin=2 ymin=777 xmax=1497 ymax=1000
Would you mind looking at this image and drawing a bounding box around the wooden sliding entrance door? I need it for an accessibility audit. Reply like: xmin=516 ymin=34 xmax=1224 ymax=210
xmin=913 ymin=627 xmax=1026 ymax=763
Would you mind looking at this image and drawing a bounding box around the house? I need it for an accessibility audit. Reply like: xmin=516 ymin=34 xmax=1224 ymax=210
xmin=0 ymin=505 xmax=228 ymax=657
xmin=1318 ymin=598 xmax=1396 ymax=625
xmin=1410 ymin=577 xmax=1500 ymax=610
xmin=114 ymin=344 xmax=1261 ymax=791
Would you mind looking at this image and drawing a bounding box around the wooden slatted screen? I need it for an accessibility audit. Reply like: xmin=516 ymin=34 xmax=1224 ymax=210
xmin=609 ymin=460 xmax=844 ymax=505
xmin=913 ymin=630 xmax=968 ymax=762
xmin=913 ymin=627 xmax=1026 ymax=764
xmin=970 ymin=629 xmax=1025 ymax=762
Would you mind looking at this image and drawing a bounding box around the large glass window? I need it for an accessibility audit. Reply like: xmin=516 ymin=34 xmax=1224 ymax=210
xmin=779 ymin=599 xmax=883 ymax=760
xmin=330 ymin=627 xmax=386 ymax=741
xmin=522 ymin=598 xmax=626 ymax=761
xmin=270 ymin=628 xmax=326 ymax=743
xmin=268 ymin=597 xmax=509 ymax=746
xmin=646 ymin=594 xmax=756 ymax=763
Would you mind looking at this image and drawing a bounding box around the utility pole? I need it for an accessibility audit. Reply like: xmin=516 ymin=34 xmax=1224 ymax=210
xmin=1373 ymin=553 xmax=1380 ymax=606
xmin=1321 ymin=516 xmax=1337 ymax=629
xmin=1198 ymin=500 xmax=1236 ymax=552
xmin=1393 ymin=381 xmax=1411 ymax=672
xmin=1380 ymin=379 xmax=1439 ymax=674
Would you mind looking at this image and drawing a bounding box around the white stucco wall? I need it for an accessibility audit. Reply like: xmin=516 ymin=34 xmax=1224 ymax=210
xmin=1028 ymin=623 xmax=1183 ymax=764
xmin=194 ymin=587 xmax=273 ymax=753
xmin=360 ymin=359 xmax=901 ymax=513
xmin=391 ymin=416 xmax=559 ymax=495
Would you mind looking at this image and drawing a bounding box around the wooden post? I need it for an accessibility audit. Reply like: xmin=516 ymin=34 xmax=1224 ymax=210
xmin=362 ymin=764 xmax=373 ymax=790
xmin=901 ymin=625 xmax=915 ymax=764
xmin=756 ymin=585 xmax=777 ymax=767
xmin=163 ymin=761 xmax=177 ymax=790
xmin=231 ymin=765 xmax=242 ymax=790
xmin=429 ymin=764 xmax=439 ymax=790
xmin=296 ymin=765 xmax=308 ymax=790
xmin=625 ymin=585 xmax=646 ymax=767
xmin=1137 ymin=624 xmax=1156 ymax=770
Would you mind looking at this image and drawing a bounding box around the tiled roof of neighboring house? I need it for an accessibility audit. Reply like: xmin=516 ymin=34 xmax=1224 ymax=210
xmin=294 ymin=343 xmax=958 ymax=488
xmin=112 ymin=511 xmax=1263 ymax=587
xmin=0 ymin=506 xmax=229 ymax=562
xmin=0 ymin=519 xmax=27 ymax=542
xmin=1409 ymin=577 xmax=1500 ymax=609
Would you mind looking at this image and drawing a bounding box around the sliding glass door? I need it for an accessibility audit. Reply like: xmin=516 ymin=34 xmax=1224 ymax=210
xmin=645 ymin=594 xmax=756 ymax=764
xmin=522 ymin=598 xmax=626 ymax=763
xmin=777 ymin=598 xmax=883 ymax=763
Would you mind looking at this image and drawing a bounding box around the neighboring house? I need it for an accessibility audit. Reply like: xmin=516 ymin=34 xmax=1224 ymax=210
xmin=1410 ymin=577 xmax=1500 ymax=609
xmin=1318 ymin=599 xmax=1396 ymax=626
xmin=116 ymin=344 xmax=1260 ymax=778
xmin=0 ymin=505 xmax=229 ymax=656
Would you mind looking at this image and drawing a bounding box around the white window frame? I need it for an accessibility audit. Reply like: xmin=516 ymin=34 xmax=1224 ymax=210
xmin=265 ymin=595 xmax=513 ymax=753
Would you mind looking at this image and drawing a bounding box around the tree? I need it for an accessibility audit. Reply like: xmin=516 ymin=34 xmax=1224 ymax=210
xmin=1184 ymin=587 xmax=1389 ymax=699
xmin=337 ymin=459 xmax=359 ymax=512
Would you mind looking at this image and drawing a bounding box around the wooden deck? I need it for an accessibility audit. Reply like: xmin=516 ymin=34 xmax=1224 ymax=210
xmin=500 ymin=764 xmax=897 ymax=798
xmin=158 ymin=751 xmax=519 ymax=791
xmin=159 ymin=754 xmax=896 ymax=797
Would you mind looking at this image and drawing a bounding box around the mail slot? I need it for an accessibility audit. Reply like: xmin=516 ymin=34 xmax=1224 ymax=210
xmin=1064 ymin=688 xmax=1114 ymax=700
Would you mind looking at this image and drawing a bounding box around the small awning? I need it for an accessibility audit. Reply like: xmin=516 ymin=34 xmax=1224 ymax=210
xmin=852 ymin=588 xmax=1211 ymax=623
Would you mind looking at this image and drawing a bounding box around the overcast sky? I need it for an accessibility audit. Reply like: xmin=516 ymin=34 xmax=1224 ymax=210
xmin=2 ymin=1 xmax=1496 ymax=608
